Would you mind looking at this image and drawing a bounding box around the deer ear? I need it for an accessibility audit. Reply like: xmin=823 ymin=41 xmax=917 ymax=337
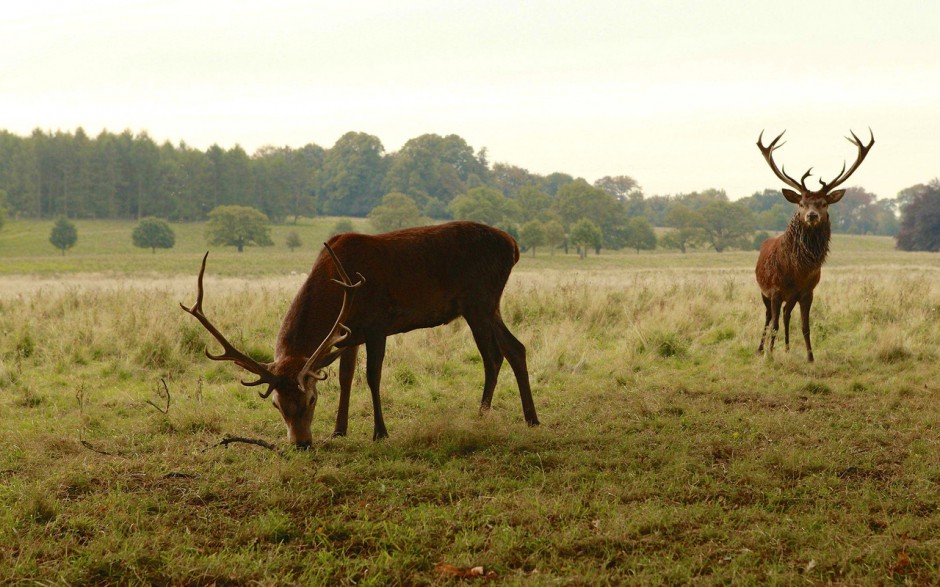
xmin=782 ymin=189 xmax=801 ymax=204
xmin=827 ymin=189 xmax=846 ymax=204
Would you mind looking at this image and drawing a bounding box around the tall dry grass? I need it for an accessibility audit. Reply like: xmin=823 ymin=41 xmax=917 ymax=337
xmin=2 ymin=258 xmax=940 ymax=583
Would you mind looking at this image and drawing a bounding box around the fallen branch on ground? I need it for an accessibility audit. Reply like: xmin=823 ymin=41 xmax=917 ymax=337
xmin=208 ymin=435 xmax=284 ymax=456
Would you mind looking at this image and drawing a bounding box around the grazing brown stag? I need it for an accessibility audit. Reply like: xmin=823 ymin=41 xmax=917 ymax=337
xmin=755 ymin=129 xmax=874 ymax=361
xmin=181 ymin=221 xmax=539 ymax=448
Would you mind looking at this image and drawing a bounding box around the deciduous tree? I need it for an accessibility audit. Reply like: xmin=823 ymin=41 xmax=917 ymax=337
xmin=698 ymin=201 xmax=755 ymax=252
xmin=661 ymin=204 xmax=705 ymax=253
xmin=132 ymin=217 xmax=175 ymax=253
xmin=519 ymin=220 xmax=546 ymax=256
xmin=569 ymin=218 xmax=602 ymax=259
xmin=329 ymin=218 xmax=356 ymax=237
xmin=318 ymin=132 xmax=387 ymax=216
xmin=623 ymin=216 xmax=657 ymax=253
xmin=543 ymin=220 xmax=565 ymax=255
xmin=450 ymin=187 xmax=519 ymax=226
xmin=205 ymin=205 xmax=273 ymax=252
xmin=896 ymin=180 xmax=940 ymax=251
xmin=369 ymin=192 xmax=426 ymax=233
xmin=286 ymin=231 xmax=302 ymax=252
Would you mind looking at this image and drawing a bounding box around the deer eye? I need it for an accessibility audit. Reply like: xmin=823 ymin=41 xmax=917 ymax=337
xmin=821 ymin=203 xmax=828 ymax=208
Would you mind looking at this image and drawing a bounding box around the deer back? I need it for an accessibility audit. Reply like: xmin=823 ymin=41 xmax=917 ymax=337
xmin=275 ymin=222 xmax=519 ymax=366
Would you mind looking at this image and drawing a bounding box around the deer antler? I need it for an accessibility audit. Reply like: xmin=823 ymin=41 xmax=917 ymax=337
xmin=818 ymin=128 xmax=875 ymax=193
xmin=296 ymin=243 xmax=365 ymax=390
xmin=757 ymin=130 xmax=811 ymax=192
xmin=180 ymin=252 xmax=282 ymax=398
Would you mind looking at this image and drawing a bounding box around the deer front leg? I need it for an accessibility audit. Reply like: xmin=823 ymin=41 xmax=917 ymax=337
xmin=783 ymin=299 xmax=795 ymax=352
xmin=332 ymin=345 xmax=359 ymax=438
xmin=799 ymin=293 xmax=815 ymax=362
xmin=365 ymin=335 xmax=389 ymax=441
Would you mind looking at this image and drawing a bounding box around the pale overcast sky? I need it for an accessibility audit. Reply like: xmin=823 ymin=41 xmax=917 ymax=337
xmin=2 ymin=0 xmax=938 ymax=200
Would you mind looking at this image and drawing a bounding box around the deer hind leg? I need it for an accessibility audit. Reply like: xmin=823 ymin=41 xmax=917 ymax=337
xmin=758 ymin=295 xmax=772 ymax=353
xmin=799 ymin=292 xmax=815 ymax=362
xmin=365 ymin=335 xmax=389 ymax=440
xmin=491 ymin=315 xmax=539 ymax=427
xmin=466 ymin=316 xmax=504 ymax=413
xmin=332 ymin=345 xmax=359 ymax=438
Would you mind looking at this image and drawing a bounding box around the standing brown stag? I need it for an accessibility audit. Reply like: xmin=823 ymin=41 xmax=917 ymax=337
xmin=181 ymin=221 xmax=539 ymax=448
xmin=755 ymin=129 xmax=874 ymax=361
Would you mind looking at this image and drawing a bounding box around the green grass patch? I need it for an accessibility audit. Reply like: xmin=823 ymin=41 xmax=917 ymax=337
xmin=1 ymin=226 xmax=940 ymax=583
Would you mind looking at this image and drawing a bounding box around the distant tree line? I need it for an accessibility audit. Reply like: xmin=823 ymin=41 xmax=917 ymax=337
xmin=0 ymin=127 xmax=930 ymax=255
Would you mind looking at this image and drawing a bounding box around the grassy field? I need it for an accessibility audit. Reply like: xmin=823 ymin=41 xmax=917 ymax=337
xmin=2 ymin=218 xmax=940 ymax=584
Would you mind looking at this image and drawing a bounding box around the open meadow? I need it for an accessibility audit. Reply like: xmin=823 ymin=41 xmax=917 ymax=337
xmin=2 ymin=218 xmax=940 ymax=584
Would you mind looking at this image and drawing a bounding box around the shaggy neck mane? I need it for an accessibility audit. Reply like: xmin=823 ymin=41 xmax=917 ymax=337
xmin=780 ymin=213 xmax=831 ymax=268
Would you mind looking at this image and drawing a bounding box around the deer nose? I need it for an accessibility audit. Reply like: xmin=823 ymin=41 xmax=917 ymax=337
xmin=294 ymin=440 xmax=312 ymax=450
xmin=807 ymin=211 xmax=820 ymax=223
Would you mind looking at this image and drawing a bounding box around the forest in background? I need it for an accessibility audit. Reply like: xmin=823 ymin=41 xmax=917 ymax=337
xmin=0 ymin=127 xmax=923 ymax=247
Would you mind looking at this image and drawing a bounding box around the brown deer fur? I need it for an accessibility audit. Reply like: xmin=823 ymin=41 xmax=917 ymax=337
xmin=755 ymin=198 xmax=834 ymax=362
xmin=183 ymin=221 xmax=538 ymax=447
xmin=755 ymin=129 xmax=873 ymax=361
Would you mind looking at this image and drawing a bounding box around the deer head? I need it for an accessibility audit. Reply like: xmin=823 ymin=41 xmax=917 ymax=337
xmin=180 ymin=244 xmax=363 ymax=448
xmin=757 ymin=129 xmax=874 ymax=227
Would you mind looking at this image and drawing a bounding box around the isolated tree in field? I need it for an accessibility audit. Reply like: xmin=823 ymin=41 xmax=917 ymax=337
xmin=569 ymin=218 xmax=602 ymax=259
xmin=369 ymin=192 xmax=426 ymax=233
xmin=896 ymin=180 xmax=940 ymax=251
xmin=286 ymin=231 xmax=302 ymax=252
xmin=624 ymin=216 xmax=657 ymax=253
xmin=49 ymin=216 xmax=77 ymax=255
xmin=519 ymin=220 xmax=546 ymax=256
xmin=132 ymin=217 xmax=175 ymax=253
xmin=698 ymin=201 xmax=755 ymax=252
xmin=329 ymin=218 xmax=356 ymax=237
xmin=543 ymin=219 xmax=565 ymax=255
xmin=205 ymin=205 xmax=273 ymax=253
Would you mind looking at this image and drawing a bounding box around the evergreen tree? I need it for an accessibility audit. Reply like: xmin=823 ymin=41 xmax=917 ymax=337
xmin=49 ymin=216 xmax=77 ymax=255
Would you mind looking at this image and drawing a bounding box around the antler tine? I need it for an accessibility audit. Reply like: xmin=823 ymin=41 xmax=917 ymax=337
xmin=323 ymin=242 xmax=366 ymax=289
xmin=179 ymin=252 xmax=281 ymax=396
xmin=757 ymin=129 xmax=804 ymax=191
xmin=799 ymin=168 xmax=813 ymax=191
xmin=820 ymin=128 xmax=875 ymax=193
xmin=296 ymin=245 xmax=364 ymax=389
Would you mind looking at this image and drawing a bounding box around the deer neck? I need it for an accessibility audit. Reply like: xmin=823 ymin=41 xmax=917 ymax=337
xmin=781 ymin=213 xmax=831 ymax=268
